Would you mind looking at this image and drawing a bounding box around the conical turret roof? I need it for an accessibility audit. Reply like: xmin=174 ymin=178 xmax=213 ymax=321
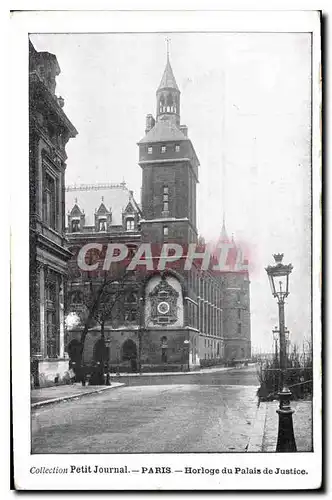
xmin=157 ymin=55 xmax=179 ymax=92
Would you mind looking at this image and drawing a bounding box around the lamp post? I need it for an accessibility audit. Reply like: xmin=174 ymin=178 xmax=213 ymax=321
xmin=183 ymin=339 xmax=190 ymax=371
xmin=272 ymin=326 xmax=279 ymax=366
xmin=138 ymin=296 xmax=144 ymax=374
xmin=266 ymin=253 xmax=297 ymax=452
xmin=104 ymin=337 xmax=111 ymax=385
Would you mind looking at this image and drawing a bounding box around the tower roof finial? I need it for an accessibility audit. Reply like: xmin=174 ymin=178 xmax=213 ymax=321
xmin=165 ymin=36 xmax=171 ymax=60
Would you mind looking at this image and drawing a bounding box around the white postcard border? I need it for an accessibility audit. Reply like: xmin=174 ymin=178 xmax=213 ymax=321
xmin=10 ymin=9 xmax=322 ymax=490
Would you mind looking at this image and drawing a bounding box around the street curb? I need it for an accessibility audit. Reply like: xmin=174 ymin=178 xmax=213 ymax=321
xmin=31 ymin=383 xmax=125 ymax=409
xmin=247 ymin=402 xmax=268 ymax=452
xmin=111 ymin=366 xmax=239 ymax=378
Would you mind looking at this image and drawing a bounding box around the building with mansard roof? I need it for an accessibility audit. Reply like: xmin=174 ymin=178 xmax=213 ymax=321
xmin=65 ymin=51 xmax=251 ymax=373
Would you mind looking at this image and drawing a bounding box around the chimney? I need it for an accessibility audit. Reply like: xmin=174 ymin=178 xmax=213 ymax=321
xmin=145 ymin=114 xmax=155 ymax=135
xmin=180 ymin=125 xmax=188 ymax=137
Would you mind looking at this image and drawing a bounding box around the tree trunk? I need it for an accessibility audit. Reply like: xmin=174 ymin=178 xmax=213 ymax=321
xmin=79 ymin=281 xmax=106 ymax=357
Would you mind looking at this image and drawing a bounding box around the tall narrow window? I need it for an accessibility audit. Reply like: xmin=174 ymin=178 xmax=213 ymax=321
xmin=238 ymin=308 xmax=241 ymax=320
xmin=237 ymin=323 xmax=242 ymax=335
xmin=126 ymin=218 xmax=135 ymax=231
xmin=163 ymin=186 xmax=169 ymax=213
xmin=163 ymin=226 xmax=169 ymax=237
xmin=71 ymin=219 xmax=80 ymax=233
xmin=175 ymin=144 xmax=180 ymax=152
xmin=148 ymin=146 xmax=153 ymax=154
xmin=98 ymin=219 xmax=107 ymax=232
xmin=43 ymin=173 xmax=56 ymax=229
xmin=161 ymin=145 xmax=166 ymax=153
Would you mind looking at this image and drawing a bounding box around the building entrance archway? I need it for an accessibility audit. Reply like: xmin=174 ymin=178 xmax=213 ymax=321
xmin=122 ymin=339 xmax=138 ymax=372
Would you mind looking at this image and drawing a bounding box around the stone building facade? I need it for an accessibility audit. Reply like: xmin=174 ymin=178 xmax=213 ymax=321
xmin=29 ymin=40 xmax=77 ymax=386
xmin=65 ymin=53 xmax=251 ymax=372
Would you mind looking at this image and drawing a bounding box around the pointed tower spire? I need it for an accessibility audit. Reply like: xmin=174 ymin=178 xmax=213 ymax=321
xmin=157 ymin=38 xmax=179 ymax=92
xmin=219 ymin=214 xmax=229 ymax=242
xmin=156 ymin=40 xmax=180 ymax=126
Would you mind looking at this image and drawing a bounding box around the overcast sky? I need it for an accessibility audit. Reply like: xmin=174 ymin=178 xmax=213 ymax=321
xmin=30 ymin=32 xmax=312 ymax=352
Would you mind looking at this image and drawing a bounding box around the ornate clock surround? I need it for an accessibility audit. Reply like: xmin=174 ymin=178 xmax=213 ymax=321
xmin=149 ymin=275 xmax=179 ymax=325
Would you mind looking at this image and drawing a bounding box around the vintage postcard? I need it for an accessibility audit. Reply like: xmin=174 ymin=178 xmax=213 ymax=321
xmin=10 ymin=8 xmax=322 ymax=490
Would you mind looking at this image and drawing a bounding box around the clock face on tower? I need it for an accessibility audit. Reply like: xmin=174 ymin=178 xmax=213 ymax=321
xmin=157 ymin=301 xmax=170 ymax=315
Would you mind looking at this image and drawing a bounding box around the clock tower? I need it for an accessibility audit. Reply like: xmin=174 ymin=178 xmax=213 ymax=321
xmin=138 ymin=51 xmax=199 ymax=244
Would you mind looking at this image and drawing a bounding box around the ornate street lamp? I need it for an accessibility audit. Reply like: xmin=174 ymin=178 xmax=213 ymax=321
xmin=265 ymin=253 xmax=297 ymax=452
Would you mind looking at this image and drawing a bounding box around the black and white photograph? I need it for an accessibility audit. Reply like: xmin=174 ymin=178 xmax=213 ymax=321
xmin=10 ymin=8 xmax=322 ymax=491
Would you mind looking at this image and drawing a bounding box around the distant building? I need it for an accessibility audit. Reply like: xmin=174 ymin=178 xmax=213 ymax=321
xmin=65 ymin=51 xmax=251 ymax=372
xmin=29 ymin=40 xmax=77 ymax=386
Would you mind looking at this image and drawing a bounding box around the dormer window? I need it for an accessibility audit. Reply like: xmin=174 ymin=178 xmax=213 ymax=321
xmin=126 ymin=218 xmax=135 ymax=231
xmin=98 ymin=219 xmax=107 ymax=232
xmin=161 ymin=145 xmax=166 ymax=154
xmin=71 ymin=219 xmax=80 ymax=233
xmin=148 ymin=146 xmax=153 ymax=154
xmin=175 ymin=144 xmax=180 ymax=152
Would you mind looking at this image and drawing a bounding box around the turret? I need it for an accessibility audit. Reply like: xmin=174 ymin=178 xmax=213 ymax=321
xmin=156 ymin=52 xmax=181 ymax=127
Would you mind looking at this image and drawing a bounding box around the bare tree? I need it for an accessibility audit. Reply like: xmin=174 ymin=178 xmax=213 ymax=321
xmin=67 ymin=253 xmax=131 ymax=384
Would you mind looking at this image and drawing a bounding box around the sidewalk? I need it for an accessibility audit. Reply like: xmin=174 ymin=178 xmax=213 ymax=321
xmin=31 ymin=382 xmax=124 ymax=408
xmin=248 ymin=399 xmax=313 ymax=452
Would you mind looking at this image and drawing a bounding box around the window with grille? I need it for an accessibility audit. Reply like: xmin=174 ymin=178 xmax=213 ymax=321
xmin=126 ymin=218 xmax=135 ymax=231
xmin=148 ymin=146 xmax=153 ymax=154
xmin=161 ymin=145 xmax=166 ymax=153
xmin=175 ymin=144 xmax=180 ymax=152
